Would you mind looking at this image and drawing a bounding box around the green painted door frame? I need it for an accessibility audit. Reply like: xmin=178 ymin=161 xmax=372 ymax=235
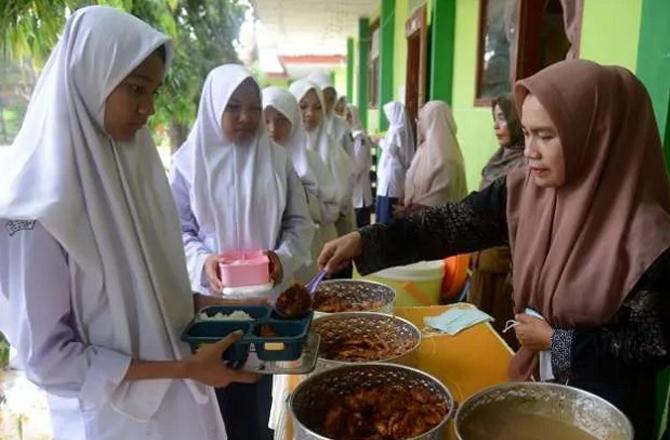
xmin=636 ymin=0 xmax=670 ymax=172
xmin=358 ymin=18 xmax=370 ymax=130
xmin=429 ymin=0 xmax=456 ymax=104
xmin=346 ymin=38 xmax=355 ymax=103
xmin=379 ymin=0 xmax=396 ymax=130
xmin=636 ymin=1 xmax=670 ymax=435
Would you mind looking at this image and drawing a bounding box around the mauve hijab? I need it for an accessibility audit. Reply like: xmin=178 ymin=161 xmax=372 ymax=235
xmin=506 ymin=59 xmax=670 ymax=380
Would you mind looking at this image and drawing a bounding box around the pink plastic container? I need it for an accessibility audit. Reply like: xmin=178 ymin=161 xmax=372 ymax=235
xmin=219 ymin=250 xmax=270 ymax=287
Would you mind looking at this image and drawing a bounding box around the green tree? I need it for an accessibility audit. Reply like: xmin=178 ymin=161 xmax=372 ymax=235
xmin=140 ymin=0 xmax=247 ymax=151
xmin=0 ymin=0 xmax=248 ymax=151
xmin=0 ymin=58 xmax=36 ymax=144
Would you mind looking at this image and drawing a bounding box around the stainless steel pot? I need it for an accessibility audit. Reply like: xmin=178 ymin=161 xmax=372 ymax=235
xmin=310 ymin=311 xmax=421 ymax=373
xmin=454 ymin=382 xmax=634 ymax=440
xmin=312 ymin=279 xmax=396 ymax=318
xmin=290 ymin=363 xmax=455 ymax=440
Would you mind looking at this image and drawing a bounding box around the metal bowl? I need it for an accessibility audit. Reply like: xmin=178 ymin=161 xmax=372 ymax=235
xmin=311 ymin=312 xmax=421 ymax=373
xmin=290 ymin=363 xmax=455 ymax=440
xmin=312 ymin=279 xmax=396 ymax=318
xmin=454 ymin=382 xmax=634 ymax=440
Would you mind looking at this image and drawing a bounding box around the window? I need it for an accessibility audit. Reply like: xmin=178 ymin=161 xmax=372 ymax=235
xmin=368 ymin=21 xmax=380 ymax=108
xmin=476 ymin=0 xmax=518 ymax=101
xmin=475 ymin=0 xmax=579 ymax=105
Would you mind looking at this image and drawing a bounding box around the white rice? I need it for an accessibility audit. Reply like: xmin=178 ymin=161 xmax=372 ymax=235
xmin=198 ymin=310 xmax=254 ymax=321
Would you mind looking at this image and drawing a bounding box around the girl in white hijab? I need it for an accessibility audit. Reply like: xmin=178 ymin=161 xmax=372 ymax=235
xmin=346 ymin=104 xmax=374 ymax=227
xmin=402 ymin=101 xmax=468 ymax=213
xmin=306 ymin=72 xmax=357 ymax=243
xmin=289 ymin=79 xmax=354 ymax=240
xmin=170 ymin=65 xmax=313 ymax=440
xmin=262 ymin=86 xmax=340 ymax=282
xmin=334 ymin=95 xmax=348 ymax=118
xmin=307 ymin=71 xmax=353 ymax=156
xmin=376 ymin=101 xmax=416 ymax=224
xmin=0 ymin=7 xmax=257 ymax=440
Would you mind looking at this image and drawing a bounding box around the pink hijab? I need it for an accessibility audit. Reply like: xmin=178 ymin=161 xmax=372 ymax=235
xmin=506 ymin=60 xmax=670 ymax=380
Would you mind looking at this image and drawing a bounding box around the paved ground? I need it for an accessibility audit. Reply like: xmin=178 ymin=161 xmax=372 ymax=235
xmin=0 ymin=368 xmax=52 ymax=440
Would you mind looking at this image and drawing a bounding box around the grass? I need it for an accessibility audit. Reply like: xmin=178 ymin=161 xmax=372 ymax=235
xmin=0 ymin=106 xmax=27 ymax=145
xmin=0 ymin=333 xmax=9 ymax=370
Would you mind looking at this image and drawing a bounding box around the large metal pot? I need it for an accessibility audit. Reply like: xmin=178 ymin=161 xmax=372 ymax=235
xmin=290 ymin=363 xmax=455 ymax=440
xmin=312 ymin=279 xmax=396 ymax=318
xmin=454 ymin=382 xmax=634 ymax=440
xmin=311 ymin=312 xmax=421 ymax=373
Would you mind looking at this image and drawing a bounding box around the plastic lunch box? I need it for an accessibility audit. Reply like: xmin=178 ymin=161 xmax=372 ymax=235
xmin=218 ymin=250 xmax=270 ymax=287
xmin=181 ymin=305 xmax=313 ymax=362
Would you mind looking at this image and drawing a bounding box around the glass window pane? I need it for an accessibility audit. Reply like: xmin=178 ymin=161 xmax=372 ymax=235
xmin=477 ymin=0 xmax=518 ymax=99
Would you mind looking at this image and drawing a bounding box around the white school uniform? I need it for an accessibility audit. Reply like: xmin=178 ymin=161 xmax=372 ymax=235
xmin=0 ymin=7 xmax=225 ymax=439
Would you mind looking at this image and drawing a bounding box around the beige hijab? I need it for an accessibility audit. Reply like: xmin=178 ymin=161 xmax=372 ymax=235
xmin=506 ymin=60 xmax=670 ymax=380
xmin=404 ymin=101 xmax=468 ymax=207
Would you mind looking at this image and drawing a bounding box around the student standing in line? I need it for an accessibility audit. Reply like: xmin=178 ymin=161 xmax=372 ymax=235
xmin=262 ymin=86 xmax=340 ymax=282
xmin=0 ymin=7 xmax=259 ymax=440
xmin=400 ymin=100 xmax=468 ymax=217
xmin=346 ymin=104 xmax=373 ymax=227
xmin=375 ymin=101 xmax=415 ymax=224
xmin=170 ymin=65 xmax=313 ymax=440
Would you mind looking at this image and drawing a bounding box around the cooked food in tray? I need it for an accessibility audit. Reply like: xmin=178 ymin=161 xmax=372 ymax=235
xmin=321 ymin=384 xmax=449 ymax=439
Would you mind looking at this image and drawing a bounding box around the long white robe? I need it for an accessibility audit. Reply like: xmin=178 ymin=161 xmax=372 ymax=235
xmin=261 ymin=86 xmax=339 ymax=282
xmin=170 ymin=66 xmax=314 ymax=298
xmin=0 ymin=7 xmax=225 ymax=438
xmin=0 ymin=222 xmax=225 ymax=440
xmin=377 ymin=101 xmax=416 ymax=199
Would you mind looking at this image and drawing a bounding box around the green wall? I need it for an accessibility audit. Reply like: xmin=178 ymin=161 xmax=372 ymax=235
xmin=352 ymin=38 xmax=359 ymax=110
xmin=368 ymin=109 xmax=381 ymax=134
xmin=450 ymin=0 xmax=497 ymax=191
xmin=369 ymin=0 xmax=496 ymax=189
xmin=358 ymin=17 xmax=370 ymax=130
xmin=346 ymin=38 xmax=355 ymax=101
xmin=636 ymin=0 xmax=670 ymax=172
xmin=448 ymin=0 xmax=646 ymax=191
xmin=379 ymin=0 xmax=396 ymax=130
xmin=333 ymin=65 xmax=348 ymax=98
xmin=393 ymin=0 xmax=409 ymax=103
xmin=354 ymin=0 xmax=649 ymax=189
xmin=429 ymin=0 xmax=456 ymax=103
xmin=579 ymin=0 xmax=642 ymax=71
xmin=258 ymin=75 xmax=289 ymax=88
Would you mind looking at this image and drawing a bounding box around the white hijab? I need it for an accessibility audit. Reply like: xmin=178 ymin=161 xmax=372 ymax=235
xmin=347 ymin=104 xmax=365 ymax=137
xmin=405 ymin=101 xmax=468 ymax=206
xmin=307 ymin=72 xmax=335 ymax=121
xmin=172 ymin=65 xmax=287 ymax=254
xmin=262 ymin=86 xmax=339 ymax=204
xmin=308 ymin=71 xmax=349 ymax=147
xmin=262 ymin=87 xmax=312 ymax=184
xmin=382 ymin=101 xmax=416 ymax=170
xmin=289 ymin=79 xmax=331 ymax=163
xmin=289 ymin=79 xmax=353 ymax=203
xmin=0 ymin=6 xmax=206 ymax=420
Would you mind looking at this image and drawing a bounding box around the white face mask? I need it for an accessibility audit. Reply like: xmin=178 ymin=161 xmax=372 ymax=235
xmin=423 ymin=307 xmax=493 ymax=336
